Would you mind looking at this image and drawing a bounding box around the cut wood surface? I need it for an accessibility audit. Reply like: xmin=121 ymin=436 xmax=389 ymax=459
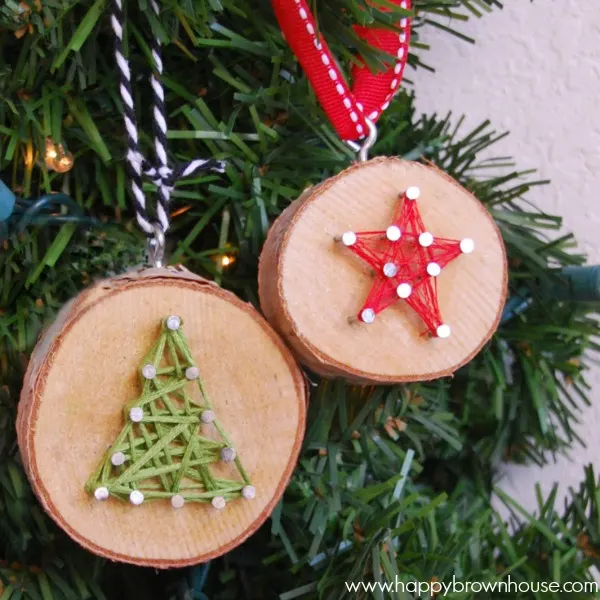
xmin=18 ymin=266 xmax=306 ymax=567
xmin=259 ymin=157 xmax=507 ymax=383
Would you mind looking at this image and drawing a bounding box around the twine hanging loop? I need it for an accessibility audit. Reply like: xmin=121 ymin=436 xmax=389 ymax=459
xmin=111 ymin=0 xmax=225 ymax=259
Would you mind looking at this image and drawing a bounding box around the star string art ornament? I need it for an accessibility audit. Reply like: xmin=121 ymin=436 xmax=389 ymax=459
xmin=337 ymin=185 xmax=475 ymax=338
xmin=86 ymin=315 xmax=255 ymax=510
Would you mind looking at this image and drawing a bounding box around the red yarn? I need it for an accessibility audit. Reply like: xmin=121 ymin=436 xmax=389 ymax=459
xmin=344 ymin=190 xmax=467 ymax=336
xmin=270 ymin=0 xmax=411 ymax=141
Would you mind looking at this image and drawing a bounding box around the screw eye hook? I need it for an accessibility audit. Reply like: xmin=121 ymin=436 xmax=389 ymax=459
xmin=147 ymin=222 xmax=166 ymax=268
xmin=346 ymin=119 xmax=378 ymax=162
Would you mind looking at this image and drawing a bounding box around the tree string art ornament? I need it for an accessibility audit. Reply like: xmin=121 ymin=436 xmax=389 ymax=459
xmin=18 ymin=0 xmax=305 ymax=568
xmin=259 ymin=3 xmax=507 ymax=383
xmin=86 ymin=315 xmax=255 ymax=510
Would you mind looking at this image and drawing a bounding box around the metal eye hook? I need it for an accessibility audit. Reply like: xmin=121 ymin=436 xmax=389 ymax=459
xmin=346 ymin=118 xmax=378 ymax=162
xmin=147 ymin=222 xmax=166 ymax=268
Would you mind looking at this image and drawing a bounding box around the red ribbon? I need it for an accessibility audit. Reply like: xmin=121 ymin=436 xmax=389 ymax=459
xmin=271 ymin=0 xmax=411 ymax=141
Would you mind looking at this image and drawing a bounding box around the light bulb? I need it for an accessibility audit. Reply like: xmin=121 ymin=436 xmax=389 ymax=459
xmin=44 ymin=139 xmax=58 ymax=167
xmin=54 ymin=154 xmax=74 ymax=173
xmin=44 ymin=139 xmax=74 ymax=173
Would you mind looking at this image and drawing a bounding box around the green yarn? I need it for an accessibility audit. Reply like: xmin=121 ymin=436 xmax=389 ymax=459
xmin=85 ymin=316 xmax=252 ymax=507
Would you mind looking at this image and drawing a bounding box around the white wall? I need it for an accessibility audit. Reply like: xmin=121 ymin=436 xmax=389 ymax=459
xmin=413 ymin=0 xmax=600 ymax=512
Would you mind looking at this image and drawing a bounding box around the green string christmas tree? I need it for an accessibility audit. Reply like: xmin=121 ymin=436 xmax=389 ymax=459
xmin=86 ymin=315 xmax=254 ymax=509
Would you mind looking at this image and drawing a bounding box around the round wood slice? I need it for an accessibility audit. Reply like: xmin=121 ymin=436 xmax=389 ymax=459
xmin=18 ymin=266 xmax=306 ymax=567
xmin=258 ymin=157 xmax=507 ymax=383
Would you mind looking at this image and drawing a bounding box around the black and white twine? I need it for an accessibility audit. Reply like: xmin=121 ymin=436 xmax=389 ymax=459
xmin=111 ymin=0 xmax=224 ymax=236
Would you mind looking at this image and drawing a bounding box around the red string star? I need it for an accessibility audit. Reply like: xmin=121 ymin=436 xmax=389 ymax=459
xmin=338 ymin=186 xmax=474 ymax=338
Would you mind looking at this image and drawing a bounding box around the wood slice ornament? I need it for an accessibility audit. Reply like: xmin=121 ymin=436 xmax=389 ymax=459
xmin=264 ymin=0 xmax=506 ymax=381
xmin=259 ymin=158 xmax=507 ymax=383
xmin=18 ymin=267 xmax=306 ymax=567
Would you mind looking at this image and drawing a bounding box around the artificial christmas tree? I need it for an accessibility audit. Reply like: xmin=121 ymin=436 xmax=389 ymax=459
xmin=1 ymin=1 xmax=600 ymax=599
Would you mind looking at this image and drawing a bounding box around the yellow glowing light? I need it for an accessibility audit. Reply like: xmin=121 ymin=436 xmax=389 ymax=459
xmin=221 ymin=255 xmax=233 ymax=267
xmin=24 ymin=144 xmax=34 ymax=168
xmin=44 ymin=139 xmax=74 ymax=173
xmin=45 ymin=139 xmax=59 ymax=163
xmin=54 ymin=154 xmax=74 ymax=173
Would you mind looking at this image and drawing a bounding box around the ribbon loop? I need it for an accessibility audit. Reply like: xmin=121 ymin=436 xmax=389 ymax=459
xmin=271 ymin=0 xmax=411 ymax=141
